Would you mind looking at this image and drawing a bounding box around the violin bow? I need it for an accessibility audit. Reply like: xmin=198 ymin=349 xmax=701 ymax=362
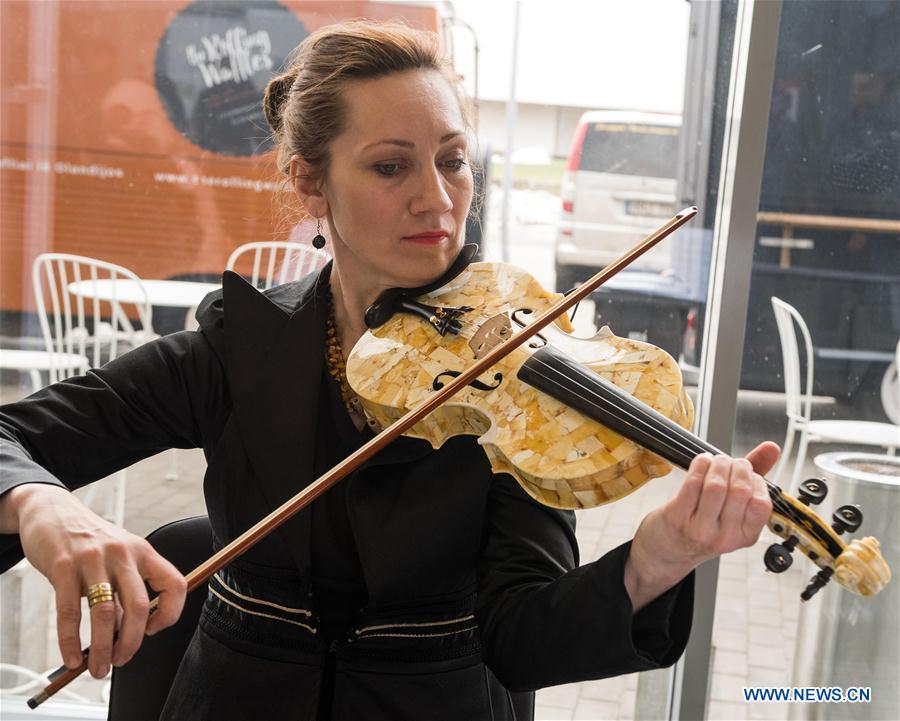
xmin=28 ymin=207 xmax=698 ymax=708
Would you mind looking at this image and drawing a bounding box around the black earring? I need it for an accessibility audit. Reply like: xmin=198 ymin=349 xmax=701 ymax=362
xmin=312 ymin=218 xmax=326 ymax=249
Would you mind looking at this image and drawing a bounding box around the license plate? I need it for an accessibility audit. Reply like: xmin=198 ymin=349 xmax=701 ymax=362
xmin=625 ymin=200 xmax=673 ymax=218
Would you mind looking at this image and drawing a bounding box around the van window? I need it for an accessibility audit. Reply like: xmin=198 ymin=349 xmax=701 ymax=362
xmin=579 ymin=123 xmax=679 ymax=178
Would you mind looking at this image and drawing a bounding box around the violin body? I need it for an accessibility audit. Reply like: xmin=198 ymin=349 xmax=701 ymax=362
xmin=347 ymin=262 xmax=693 ymax=509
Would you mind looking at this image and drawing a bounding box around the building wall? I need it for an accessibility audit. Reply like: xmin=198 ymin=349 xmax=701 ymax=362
xmin=473 ymin=100 xmax=593 ymax=158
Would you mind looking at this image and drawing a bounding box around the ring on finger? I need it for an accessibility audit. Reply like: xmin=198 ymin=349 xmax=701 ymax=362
xmin=86 ymin=582 xmax=115 ymax=608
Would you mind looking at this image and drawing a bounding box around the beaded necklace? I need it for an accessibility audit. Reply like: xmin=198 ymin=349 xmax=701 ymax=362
xmin=324 ymin=288 xmax=365 ymax=421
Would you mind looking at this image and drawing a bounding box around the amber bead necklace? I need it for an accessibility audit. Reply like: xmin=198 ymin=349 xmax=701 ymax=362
xmin=324 ymin=287 xmax=366 ymax=422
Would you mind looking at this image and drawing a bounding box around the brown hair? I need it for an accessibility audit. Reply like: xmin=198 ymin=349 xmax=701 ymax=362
xmin=263 ymin=20 xmax=468 ymax=180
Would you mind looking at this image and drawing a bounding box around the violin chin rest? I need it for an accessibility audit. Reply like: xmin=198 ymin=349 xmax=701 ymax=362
xmin=364 ymin=244 xmax=479 ymax=329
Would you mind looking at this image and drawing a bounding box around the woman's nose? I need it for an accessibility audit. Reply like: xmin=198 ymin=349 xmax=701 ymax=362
xmin=409 ymin=167 xmax=453 ymax=215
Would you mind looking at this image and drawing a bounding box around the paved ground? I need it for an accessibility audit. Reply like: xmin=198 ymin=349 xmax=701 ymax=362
xmin=1 ymin=189 xmax=891 ymax=718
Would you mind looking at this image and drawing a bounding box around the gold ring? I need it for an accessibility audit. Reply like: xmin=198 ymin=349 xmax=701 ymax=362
xmin=86 ymin=582 xmax=115 ymax=608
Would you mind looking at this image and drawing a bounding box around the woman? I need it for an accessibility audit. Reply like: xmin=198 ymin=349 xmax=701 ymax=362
xmin=0 ymin=21 xmax=777 ymax=720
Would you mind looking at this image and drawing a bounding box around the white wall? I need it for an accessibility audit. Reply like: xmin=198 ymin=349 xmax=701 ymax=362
xmin=475 ymin=100 xmax=589 ymax=159
xmin=451 ymin=1 xmax=690 ymax=112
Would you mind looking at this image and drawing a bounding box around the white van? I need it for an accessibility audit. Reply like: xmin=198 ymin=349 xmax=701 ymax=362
xmin=554 ymin=110 xmax=681 ymax=292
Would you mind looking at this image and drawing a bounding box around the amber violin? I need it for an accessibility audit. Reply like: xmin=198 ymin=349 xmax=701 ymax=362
xmin=29 ymin=207 xmax=889 ymax=708
xmin=349 ymin=261 xmax=890 ymax=601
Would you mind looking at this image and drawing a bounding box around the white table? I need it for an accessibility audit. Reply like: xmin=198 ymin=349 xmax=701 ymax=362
xmin=0 ymin=348 xmax=87 ymax=393
xmin=67 ymin=278 xmax=220 ymax=332
xmin=67 ymin=278 xmax=220 ymax=311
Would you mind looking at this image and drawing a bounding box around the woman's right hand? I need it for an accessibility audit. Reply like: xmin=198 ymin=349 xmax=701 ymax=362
xmin=7 ymin=484 xmax=187 ymax=678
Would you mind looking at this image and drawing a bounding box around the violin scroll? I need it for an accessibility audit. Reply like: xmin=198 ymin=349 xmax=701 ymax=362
xmin=833 ymin=537 xmax=890 ymax=597
xmin=765 ymin=477 xmax=891 ymax=600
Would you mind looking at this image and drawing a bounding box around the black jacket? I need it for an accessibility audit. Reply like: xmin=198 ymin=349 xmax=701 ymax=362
xmin=0 ymin=267 xmax=694 ymax=720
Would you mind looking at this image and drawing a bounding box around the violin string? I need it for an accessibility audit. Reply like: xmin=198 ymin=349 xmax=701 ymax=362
xmin=480 ymin=333 xmax=687 ymax=457
xmin=447 ymin=306 xmax=794 ymax=518
xmin=528 ymin=352 xmax=796 ymax=520
xmin=445 ymin=310 xmax=797 ymax=522
xmin=526 ymin=354 xmax=796 ymax=520
xmin=521 ymin=355 xmax=796 ymax=519
xmin=523 ymin=354 xmax=702 ymax=460
xmin=524 ymin=354 xmax=709 ymax=464
xmin=450 ymin=308 xmax=701 ymax=463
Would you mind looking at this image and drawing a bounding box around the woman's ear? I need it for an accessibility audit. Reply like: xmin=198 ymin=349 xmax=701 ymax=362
xmin=289 ymin=155 xmax=328 ymax=218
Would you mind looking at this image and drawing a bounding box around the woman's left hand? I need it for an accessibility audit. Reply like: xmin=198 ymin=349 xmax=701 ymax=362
xmin=625 ymin=442 xmax=780 ymax=612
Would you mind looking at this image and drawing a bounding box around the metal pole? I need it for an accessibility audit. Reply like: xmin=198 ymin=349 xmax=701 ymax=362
xmin=447 ymin=16 xmax=480 ymax=136
xmin=499 ymin=0 xmax=521 ymax=263
xmin=671 ymin=1 xmax=782 ymax=719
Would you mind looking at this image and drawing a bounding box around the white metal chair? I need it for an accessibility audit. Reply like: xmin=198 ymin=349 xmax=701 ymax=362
xmin=881 ymin=339 xmax=899 ymax=425
xmin=33 ymin=253 xmax=157 ymax=382
xmin=225 ymin=241 xmax=330 ymax=290
xmin=770 ymin=296 xmax=899 ymax=492
xmin=31 ymin=253 xmax=159 ymax=526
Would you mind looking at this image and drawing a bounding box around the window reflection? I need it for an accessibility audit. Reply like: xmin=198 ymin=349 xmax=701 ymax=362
xmin=719 ymin=1 xmax=899 ymax=720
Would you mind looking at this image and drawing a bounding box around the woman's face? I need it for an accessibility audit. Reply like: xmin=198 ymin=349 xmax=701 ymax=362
xmin=320 ymin=69 xmax=474 ymax=290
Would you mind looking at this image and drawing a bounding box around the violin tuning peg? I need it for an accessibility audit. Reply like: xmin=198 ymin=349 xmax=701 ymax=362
xmin=798 ymin=478 xmax=828 ymax=506
xmin=764 ymin=543 xmax=794 ymax=573
xmin=831 ymin=504 xmax=863 ymax=535
xmin=801 ymin=568 xmax=834 ymax=601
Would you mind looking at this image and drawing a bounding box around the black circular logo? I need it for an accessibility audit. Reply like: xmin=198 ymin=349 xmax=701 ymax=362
xmin=154 ymin=0 xmax=308 ymax=157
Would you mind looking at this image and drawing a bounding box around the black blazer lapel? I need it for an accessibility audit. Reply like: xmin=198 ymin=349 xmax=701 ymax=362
xmin=222 ymin=269 xmax=328 ymax=575
xmin=221 ymin=266 xmax=453 ymax=578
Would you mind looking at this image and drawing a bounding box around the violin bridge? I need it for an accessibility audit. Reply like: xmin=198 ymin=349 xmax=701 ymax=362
xmin=469 ymin=313 xmax=513 ymax=359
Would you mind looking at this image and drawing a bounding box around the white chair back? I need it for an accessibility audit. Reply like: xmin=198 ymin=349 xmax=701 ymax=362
xmin=771 ymin=297 xmax=898 ymax=491
xmin=883 ymin=339 xmax=900 ymax=425
xmin=771 ymin=297 xmax=815 ymax=424
xmin=32 ymin=253 xmax=155 ymax=383
xmin=225 ymin=242 xmax=330 ymax=290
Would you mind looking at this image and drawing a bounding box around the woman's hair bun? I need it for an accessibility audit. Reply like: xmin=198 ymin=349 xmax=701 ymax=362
xmin=263 ymin=67 xmax=299 ymax=134
xmin=265 ymin=22 xmax=461 ymax=179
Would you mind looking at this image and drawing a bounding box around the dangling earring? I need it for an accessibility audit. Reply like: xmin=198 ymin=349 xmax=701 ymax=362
xmin=312 ymin=217 xmax=326 ymax=249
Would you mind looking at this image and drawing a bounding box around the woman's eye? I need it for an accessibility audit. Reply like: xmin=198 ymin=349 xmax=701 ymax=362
xmin=374 ymin=163 xmax=403 ymax=177
xmin=443 ymin=158 xmax=468 ymax=172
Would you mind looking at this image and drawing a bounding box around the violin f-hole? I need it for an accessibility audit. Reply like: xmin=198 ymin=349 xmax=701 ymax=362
xmin=433 ymin=370 xmax=503 ymax=392
xmin=511 ymin=308 xmax=547 ymax=348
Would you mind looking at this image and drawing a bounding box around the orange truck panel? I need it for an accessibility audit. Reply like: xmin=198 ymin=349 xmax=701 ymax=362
xmin=0 ymin=0 xmax=441 ymax=319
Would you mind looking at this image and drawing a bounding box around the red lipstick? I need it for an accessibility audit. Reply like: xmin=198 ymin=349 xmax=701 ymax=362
xmin=403 ymin=231 xmax=449 ymax=244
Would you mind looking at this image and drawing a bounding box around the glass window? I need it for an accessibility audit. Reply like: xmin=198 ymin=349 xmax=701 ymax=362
xmin=580 ymin=122 xmax=680 ymax=177
xmin=0 ymin=0 xmax=450 ymax=713
xmin=710 ymin=2 xmax=900 ymax=720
